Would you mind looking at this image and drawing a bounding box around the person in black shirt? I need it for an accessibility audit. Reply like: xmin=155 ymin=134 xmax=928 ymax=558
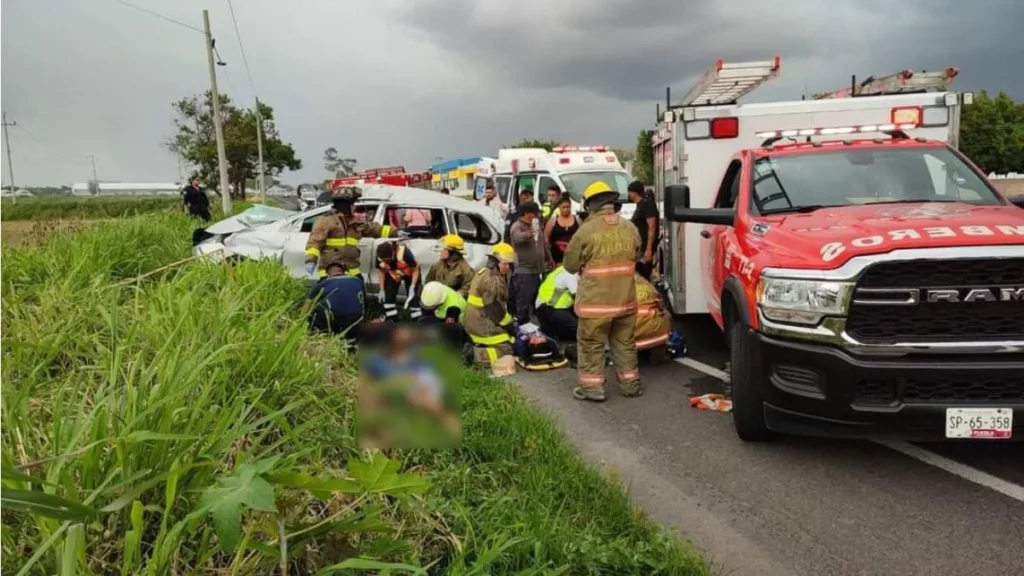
xmin=182 ymin=177 xmax=211 ymax=222
xmin=629 ymin=180 xmax=658 ymax=280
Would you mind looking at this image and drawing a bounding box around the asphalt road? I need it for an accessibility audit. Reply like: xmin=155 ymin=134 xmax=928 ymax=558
xmin=510 ymin=316 xmax=1024 ymax=576
xmin=275 ymin=196 xmax=301 ymax=211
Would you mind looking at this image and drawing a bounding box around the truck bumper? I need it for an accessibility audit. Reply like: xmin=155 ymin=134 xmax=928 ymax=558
xmin=750 ymin=332 xmax=1024 ymax=441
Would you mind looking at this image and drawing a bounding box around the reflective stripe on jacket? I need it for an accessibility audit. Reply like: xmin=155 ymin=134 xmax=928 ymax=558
xmin=305 ymin=211 xmax=394 ymax=275
xmin=464 ymin=267 xmax=514 ymax=345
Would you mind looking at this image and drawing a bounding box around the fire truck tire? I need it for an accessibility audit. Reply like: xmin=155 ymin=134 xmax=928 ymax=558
xmin=729 ymin=318 xmax=775 ymax=442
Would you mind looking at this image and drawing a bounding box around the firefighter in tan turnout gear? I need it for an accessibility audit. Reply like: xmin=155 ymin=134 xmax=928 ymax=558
xmin=304 ymin=187 xmax=400 ymax=279
xmin=562 ymin=181 xmax=643 ymax=401
xmin=464 ymin=243 xmax=517 ymax=369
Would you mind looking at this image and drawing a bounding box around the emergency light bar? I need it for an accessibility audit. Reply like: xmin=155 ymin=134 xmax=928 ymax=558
xmin=552 ymin=145 xmax=610 ymax=153
xmin=755 ymin=122 xmax=918 ymax=139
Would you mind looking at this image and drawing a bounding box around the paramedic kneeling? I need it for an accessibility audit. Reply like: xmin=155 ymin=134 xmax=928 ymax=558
xmin=535 ymin=264 xmax=578 ymax=341
xmin=304 ymin=262 xmax=366 ymax=342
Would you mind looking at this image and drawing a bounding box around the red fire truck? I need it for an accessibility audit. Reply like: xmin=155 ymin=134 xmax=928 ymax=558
xmin=329 ymin=166 xmax=432 ymax=191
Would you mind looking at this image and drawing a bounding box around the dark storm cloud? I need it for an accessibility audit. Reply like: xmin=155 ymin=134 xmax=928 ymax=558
xmin=399 ymin=0 xmax=1024 ymax=102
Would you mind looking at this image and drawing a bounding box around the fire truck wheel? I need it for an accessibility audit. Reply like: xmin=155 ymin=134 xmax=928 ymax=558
xmin=729 ymin=318 xmax=775 ymax=442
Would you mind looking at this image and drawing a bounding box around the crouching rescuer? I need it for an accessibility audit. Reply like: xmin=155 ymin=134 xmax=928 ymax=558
xmin=535 ymin=264 xmax=578 ymax=341
xmin=464 ymin=243 xmax=517 ymax=369
xmin=425 ymin=234 xmax=474 ymax=298
xmin=563 ymin=181 xmax=643 ymax=401
xmin=634 ymin=272 xmax=672 ymax=362
xmin=304 ymin=186 xmax=401 ymax=279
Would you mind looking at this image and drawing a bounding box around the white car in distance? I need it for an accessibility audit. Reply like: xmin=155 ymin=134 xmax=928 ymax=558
xmin=193 ymin=184 xmax=505 ymax=293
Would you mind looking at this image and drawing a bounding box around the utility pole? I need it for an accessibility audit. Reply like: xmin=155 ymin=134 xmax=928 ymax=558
xmin=2 ymin=111 xmax=17 ymax=205
xmin=89 ymin=154 xmax=98 ymax=186
xmin=255 ymin=97 xmax=266 ymax=203
xmin=203 ymin=9 xmax=232 ymax=215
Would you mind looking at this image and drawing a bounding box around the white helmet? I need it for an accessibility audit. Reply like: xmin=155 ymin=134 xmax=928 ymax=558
xmin=420 ymin=282 xmax=448 ymax=310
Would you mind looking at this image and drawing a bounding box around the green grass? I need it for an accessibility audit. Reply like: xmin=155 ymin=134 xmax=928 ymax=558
xmin=0 ymin=195 xmax=278 ymax=221
xmin=0 ymin=213 xmax=706 ymax=574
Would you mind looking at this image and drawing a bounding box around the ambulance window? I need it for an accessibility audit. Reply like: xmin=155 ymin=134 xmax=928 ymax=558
xmin=495 ymin=176 xmax=512 ymax=204
xmin=536 ymin=176 xmax=561 ymax=198
xmin=714 ymin=161 xmax=743 ymax=209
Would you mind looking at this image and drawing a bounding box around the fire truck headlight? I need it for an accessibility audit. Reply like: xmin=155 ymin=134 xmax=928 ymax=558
xmin=756 ymin=278 xmax=853 ymax=325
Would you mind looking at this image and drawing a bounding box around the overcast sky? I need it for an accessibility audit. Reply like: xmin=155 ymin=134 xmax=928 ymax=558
xmin=2 ymin=0 xmax=1022 ymax=187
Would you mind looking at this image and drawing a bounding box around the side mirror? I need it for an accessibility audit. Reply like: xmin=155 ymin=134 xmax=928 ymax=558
xmin=663 ymin=184 xmax=735 ymax=226
xmin=1010 ymin=195 xmax=1024 ymax=209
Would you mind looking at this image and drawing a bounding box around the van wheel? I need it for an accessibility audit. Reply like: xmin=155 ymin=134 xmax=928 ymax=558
xmin=729 ymin=318 xmax=774 ymax=442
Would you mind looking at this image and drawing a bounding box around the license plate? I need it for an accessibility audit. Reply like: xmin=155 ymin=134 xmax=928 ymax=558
xmin=945 ymin=408 xmax=1013 ymax=439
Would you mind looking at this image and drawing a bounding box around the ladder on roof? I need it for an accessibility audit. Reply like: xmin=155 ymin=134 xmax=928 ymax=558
xmin=813 ymin=67 xmax=959 ymax=99
xmin=676 ymin=57 xmax=782 ymax=107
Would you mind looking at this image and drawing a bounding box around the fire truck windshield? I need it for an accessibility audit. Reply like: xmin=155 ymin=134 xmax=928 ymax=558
xmin=752 ymin=146 xmax=1002 ymax=215
xmin=560 ymin=171 xmax=632 ymax=203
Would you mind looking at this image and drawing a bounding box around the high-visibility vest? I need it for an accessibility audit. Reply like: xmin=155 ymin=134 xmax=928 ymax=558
xmin=536 ymin=266 xmax=574 ymax=309
xmin=541 ymin=203 xmax=553 ymax=219
xmin=434 ymin=285 xmax=467 ymax=323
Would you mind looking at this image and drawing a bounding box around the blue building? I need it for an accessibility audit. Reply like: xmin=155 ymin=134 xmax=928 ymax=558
xmin=429 ymin=157 xmax=482 ymax=197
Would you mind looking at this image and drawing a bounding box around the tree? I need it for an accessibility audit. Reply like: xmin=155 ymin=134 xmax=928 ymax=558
xmin=959 ymin=90 xmax=1024 ymax=175
xmin=505 ymin=138 xmax=560 ymax=151
xmin=613 ymin=148 xmax=635 ymax=164
xmin=167 ymin=91 xmax=302 ymax=200
xmin=323 ymin=148 xmax=357 ymax=177
xmin=634 ymin=129 xmax=655 ymax=185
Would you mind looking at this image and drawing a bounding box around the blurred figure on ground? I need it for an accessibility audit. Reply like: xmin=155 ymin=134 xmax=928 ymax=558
xmin=376 ymin=241 xmax=422 ymax=321
xmin=182 ymin=177 xmax=211 ymax=222
xmin=564 ymin=181 xmax=642 ymax=402
xmin=509 ymin=201 xmax=551 ymax=323
xmin=629 ymin=180 xmax=659 ymax=281
xmin=425 ymin=235 xmax=474 ymax=297
xmin=634 ymin=272 xmax=672 ymax=364
xmin=464 ymin=243 xmax=518 ymax=372
xmin=304 ymin=262 xmax=365 ymax=347
xmin=358 ymin=325 xmax=461 ymax=449
xmin=544 ymin=193 xmax=580 ymax=265
xmin=535 ymin=263 xmax=578 ymax=341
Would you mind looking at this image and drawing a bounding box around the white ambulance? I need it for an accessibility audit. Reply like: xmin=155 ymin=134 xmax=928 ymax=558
xmin=652 ymin=57 xmax=972 ymax=315
xmin=491 ymin=146 xmax=637 ymax=219
xmin=473 ymin=156 xmax=497 ymax=200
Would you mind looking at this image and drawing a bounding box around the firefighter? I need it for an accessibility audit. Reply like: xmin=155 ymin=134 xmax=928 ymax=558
xmin=535 ymin=263 xmax=578 ymax=341
xmin=464 ymin=243 xmax=517 ymax=369
xmin=419 ymin=281 xmax=466 ymax=325
xmin=376 ymin=241 xmax=422 ymax=321
xmin=634 ymin=272 xmax=672 ymax=363
xmin=562 ymin=181 xmax=642 ymax=401
xmin=304 ymin=187 xmax=402 ymax=279
xmin=424 ymin=234 xmax=474 ymax=297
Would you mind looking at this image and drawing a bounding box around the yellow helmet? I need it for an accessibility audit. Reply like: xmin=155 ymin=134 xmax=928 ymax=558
xmin=421 ymin=282 xmax=448 ymax=309
xmin=439 ymin=234 xmax=465 ymax=253
xmin=489 ymin=242 xmax=516 ymax=264
xmin=582 ymin=181 xmax=614 ymax=200
xmin=582 ymin=181 xmax=619 ymax=210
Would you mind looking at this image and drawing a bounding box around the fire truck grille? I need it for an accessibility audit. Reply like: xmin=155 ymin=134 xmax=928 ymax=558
xmin=854 ymin=376 xmax=1024 ymax=405
xmin=846 ymin=258 xmax=1024 ymax=343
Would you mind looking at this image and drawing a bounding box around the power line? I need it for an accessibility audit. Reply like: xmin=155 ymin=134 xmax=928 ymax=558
xmin=226 ymin=0 xmax=258 ymax=99
xmin=114 ymin=0 xmax=203 ymax=34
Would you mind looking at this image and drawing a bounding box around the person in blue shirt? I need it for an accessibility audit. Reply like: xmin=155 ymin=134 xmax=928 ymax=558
xmin=304 ymin=262 xmax=366 ymax=341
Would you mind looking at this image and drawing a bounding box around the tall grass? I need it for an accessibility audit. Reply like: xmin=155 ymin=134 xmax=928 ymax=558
xmin=1 ymin=213 xmax=706 ymax=574
xmin=0 ymin=196 xmax=278 ymax=222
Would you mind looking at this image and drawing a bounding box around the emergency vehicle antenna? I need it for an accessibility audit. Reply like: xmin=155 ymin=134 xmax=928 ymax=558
xmin=812 ymin=68 xmax=959 ymax=99
xmin=673 ymin=57 xmax=782 ymax=107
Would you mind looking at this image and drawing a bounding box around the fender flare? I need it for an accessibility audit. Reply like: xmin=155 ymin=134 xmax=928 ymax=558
xmin=722 ymin=275 xmax=753 ymax=327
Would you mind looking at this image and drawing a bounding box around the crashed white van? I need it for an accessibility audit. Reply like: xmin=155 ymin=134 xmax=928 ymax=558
xmin=192 ymin=185 xmax=505 ymax=292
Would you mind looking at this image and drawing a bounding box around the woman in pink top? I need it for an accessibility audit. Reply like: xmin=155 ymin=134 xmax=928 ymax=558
xmin=403 ymin=208 xmax=432 ymax=228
